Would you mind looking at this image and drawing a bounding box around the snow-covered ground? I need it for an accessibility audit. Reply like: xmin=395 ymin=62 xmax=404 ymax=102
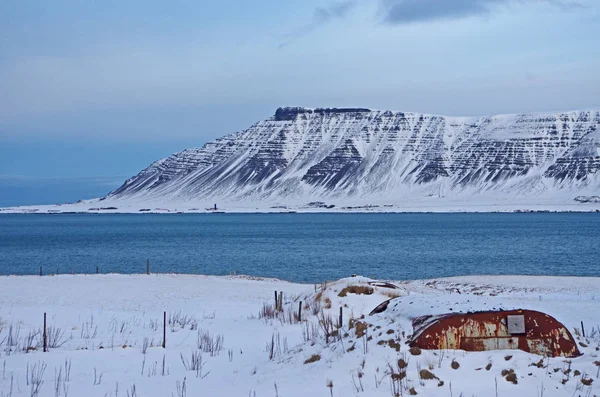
xmin=2 ymin=194 xmax=600 ymax=214
xmin=0 ymin=274 xmax=599 ymax=396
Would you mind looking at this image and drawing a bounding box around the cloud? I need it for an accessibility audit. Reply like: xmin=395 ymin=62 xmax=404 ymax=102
xmin=280 ymin=1 xmax=357 ymax=47
xmin=380 ymin=0 xmax=584 ymax=25
xmin=314 ymin=1 xmax=357 ymax=22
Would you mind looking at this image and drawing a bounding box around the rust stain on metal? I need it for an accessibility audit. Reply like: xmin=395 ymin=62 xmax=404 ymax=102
xmin=410 ymin=309 xmax=581 ymax=357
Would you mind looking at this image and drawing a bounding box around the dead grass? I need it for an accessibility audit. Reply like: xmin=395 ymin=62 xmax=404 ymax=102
xmin=398 ymin=359 xmax=408 ymax=369
xmin=387 ymin=339 xmax=401 ymax=352
xmin=409 ymin=346 xmax=422 ymax=356
xmin=259 ymin=303 xmax=276 ymax=320
xmin=581 ymin=377 xmax=593 ymax=386
xmin=502 ymin=369 xmax=518 ymax=384
xmin=485 ymin=362 xmax=492 ymax=371
xmin=504 ymin=355 xmax=513 ymax=361
xmin=450 ymin=360 xmax=460 ymax=370
xmin=531 ymin=359 xmax=544 ymax=368
xmin=324 ymin=298 xmax=332 ymax=309
xmin=354 ymin=321 xmax=368 ymax=338
xmin=408 ymin=386 xmax=417 ymax=395
xmin=419 ymin=369 xmax=437 ymax=380
xmin=304 ymin=354 xmax=321 ymax=364
xmin=382 ymin=290 xmax=402 ymax=299
xmin=338 ymin=285 xmax=374 ymax=297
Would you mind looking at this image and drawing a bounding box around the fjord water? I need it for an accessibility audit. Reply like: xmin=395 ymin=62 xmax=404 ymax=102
xmin=1 ymin=213 xmax=598 ymax=282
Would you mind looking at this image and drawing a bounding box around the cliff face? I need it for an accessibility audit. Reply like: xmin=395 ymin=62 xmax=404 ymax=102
xmin=108 ymin=107 xmax=600 ymax=202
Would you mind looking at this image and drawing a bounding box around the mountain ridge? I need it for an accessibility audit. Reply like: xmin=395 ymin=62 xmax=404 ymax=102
xmin=105 ymin=107 xmax=600 ymax=205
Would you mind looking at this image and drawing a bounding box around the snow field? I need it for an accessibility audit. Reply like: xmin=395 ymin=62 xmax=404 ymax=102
xmin=0 ymin=274 xmax=598 ymax=396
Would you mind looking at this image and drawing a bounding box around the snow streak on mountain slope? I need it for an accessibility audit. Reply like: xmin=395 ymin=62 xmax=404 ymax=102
xmin=108 ymin=107 xmax=600 ymax=203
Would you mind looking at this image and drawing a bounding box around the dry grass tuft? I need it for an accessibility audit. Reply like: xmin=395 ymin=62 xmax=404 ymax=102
xmin=581 ymin=377 xmax=593 ymax=386
xmin=324 ymin=298 xmax=332 ymax=309
xmin=398 ymin=358 xmax=408 ymax=369
xmin=450 ymin=360 xmax=460 ymax=370
xmin=338 ymin=285 xmax=374 ymax=297
xmin=304 ymin=354 xmax=321 ymax=364
xmin=408 ymin=386 xmax=417 ymax=395
xmin=504 ymin=355 xmax=513 ymax=361
xmin=387 ymin=339 xmax=401 ymax=352
xmin=419 ymin=369 xmax=437 ymax=380
xmin=382 ymin=290 xmax=402 ymax=299
xmin=531 ymin=359 xmax=544 ymax=368
xmin=354 ymin=321 xmax=368 ymax=338
xmin=502 ymin=369 xmax=518 ymax=384
xmin=409 ymin=346 xmax=422 ymax=356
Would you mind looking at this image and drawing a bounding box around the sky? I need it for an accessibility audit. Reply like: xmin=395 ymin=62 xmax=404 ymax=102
xmin=1 ymin=0 xmax=599 ymax=205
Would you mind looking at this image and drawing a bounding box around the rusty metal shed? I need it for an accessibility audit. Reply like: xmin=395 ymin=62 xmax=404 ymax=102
xmin=410 ymin=309 xmax=581 ymax=358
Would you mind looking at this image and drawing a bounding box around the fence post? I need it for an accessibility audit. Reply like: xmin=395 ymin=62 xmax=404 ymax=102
xmin=274 ymin=291 xmax=278 ymax=310
xmin=581 ymin=321 xmax=586 ymax=338
xmin=278 ymin=292 xmax=283 ymax=312
xmin=339 ymin=307 xmax=343 ymax=329
xmin=298 ymin=301 xmax=302 ymax=322
xmin=162 ymin=311 xmax=166 ymax=348
xmin=40 ymin=266 xmax=43 ymax=276
xmin=96 ymin=266 xmax=99 ymax=274
xmin=147 ymin=259 xmax=150 ymax=275
xmin=43 ymin=313 xmax=47 ymax=352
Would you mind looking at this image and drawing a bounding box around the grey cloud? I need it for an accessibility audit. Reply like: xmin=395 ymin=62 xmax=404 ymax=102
xmin=280 ymin=1 xmax=357 ymax=47
xmin=380 ymin=0 xmax=584 ymax=25
xmin=314 ymin=1 xmax=357 ymax=22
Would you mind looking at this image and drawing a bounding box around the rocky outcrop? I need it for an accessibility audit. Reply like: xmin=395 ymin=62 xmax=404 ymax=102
xmin=107 ymin=107 xmax=600 ymax=202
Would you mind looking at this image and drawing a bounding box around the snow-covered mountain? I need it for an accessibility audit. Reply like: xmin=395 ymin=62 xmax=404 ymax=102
xmin=106 ymin=107 xmax=600 ymax=206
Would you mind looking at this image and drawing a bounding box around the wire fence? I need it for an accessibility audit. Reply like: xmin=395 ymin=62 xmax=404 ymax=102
xmin=0 ymin=310 xmax=214 ymax=356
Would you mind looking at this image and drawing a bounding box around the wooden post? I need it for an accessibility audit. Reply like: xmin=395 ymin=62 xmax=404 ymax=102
xmin=278 ymin=292 xmax=283 ymax=312
xmin=96 ymin=266 xmax=99 ymax=274
xmin=40 ymin=266 xmax=43 ymax=276
xmin=339 ymin=307 xmax=343 ymax=329
xmin=147 ymin=259 xmax=150 ymax=275
xmin=581 ymin=321 xmax=586 ymax=338
xmin=56 ymin=268 xmax=58 ymax=275
xmin=162 ymin=311 xmax=166 ymax=348
xmin=274 ymin=291 xmax=278 ymax=310
xmin=43 ymin=313 xmax=47 ymax=352
xmin=298 ymin=301 xmax=302 ymax=322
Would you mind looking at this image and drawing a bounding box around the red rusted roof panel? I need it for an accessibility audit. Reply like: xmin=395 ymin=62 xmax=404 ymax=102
xmin=410 ymin=309 xmax=581 ymax=358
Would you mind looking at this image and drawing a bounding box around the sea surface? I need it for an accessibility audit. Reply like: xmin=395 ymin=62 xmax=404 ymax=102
xmin=1 ymin=213 xmax=598 ymax=282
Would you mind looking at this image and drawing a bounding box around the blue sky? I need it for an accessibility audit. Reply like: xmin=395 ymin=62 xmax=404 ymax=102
xmin=1 ymin=0 xmax=599 ymax=205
